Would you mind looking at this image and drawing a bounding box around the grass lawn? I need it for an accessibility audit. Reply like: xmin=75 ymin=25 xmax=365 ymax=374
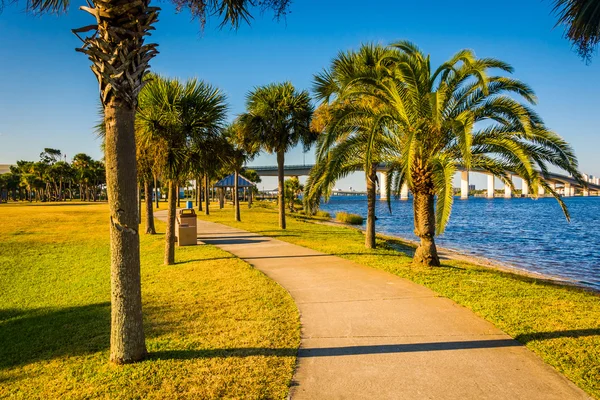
xmin=198 ymin=200 xmax=600 ymax=399
xmin=0 ymin=202 xmax=300 ymax=399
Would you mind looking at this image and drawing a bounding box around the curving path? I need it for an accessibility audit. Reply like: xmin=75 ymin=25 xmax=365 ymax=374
xmin=155 ymin=211 xmax=589 ymax=399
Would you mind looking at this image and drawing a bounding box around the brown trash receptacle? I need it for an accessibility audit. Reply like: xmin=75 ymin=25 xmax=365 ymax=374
xmin=176 ymin=209 xmax=197 ymax=246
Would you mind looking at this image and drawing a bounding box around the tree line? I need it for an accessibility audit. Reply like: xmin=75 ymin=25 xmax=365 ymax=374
xmin=0 ymin=149 xmax=105 ymax=203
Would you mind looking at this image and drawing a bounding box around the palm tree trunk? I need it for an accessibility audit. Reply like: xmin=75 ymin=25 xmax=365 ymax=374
xmin=365 ymin=168 xmax=377 ymax=249
xmin=204 ymin=175 xmax=210 ymax=215
xmin=154 ymin=174 xmax=159 ymax=209
xmin=104 ymin=99 xmax=146 ymax=364
xmin=138 ymin=183 xmax=142 ymax=224
xmin=412 ymin=190 xmax=440 ymax=267
xmin=197 ymin=175 xmax=203 ymax=212
xmin=144 ymin=180 xmax=155 ymax=234
xmin=165 ymin=181 xmax=177 ymax=265
xmin=277 ymin=150 xmax=286 ymax=229
xmin=234 ymin=170 xmax=241 ymax=221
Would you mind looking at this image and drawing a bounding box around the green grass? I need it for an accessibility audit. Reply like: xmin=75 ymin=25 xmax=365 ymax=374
xmin=335 ymin=211 xmax=364 ymax=225
xmin=0 ymin=202 xmax=300 ymax=399
xmin=199 ymin=202 xmax=600 ymax=399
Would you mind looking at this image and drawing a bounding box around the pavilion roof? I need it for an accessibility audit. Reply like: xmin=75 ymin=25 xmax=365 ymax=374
xmin=214 ymin=174 xmax=255 ymax=188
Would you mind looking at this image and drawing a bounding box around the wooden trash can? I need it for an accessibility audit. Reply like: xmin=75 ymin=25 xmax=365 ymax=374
xmin=176 ymin=209 xmax=197 ymax=246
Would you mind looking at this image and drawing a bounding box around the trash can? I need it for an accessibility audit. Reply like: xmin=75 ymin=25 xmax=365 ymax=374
xmin=186 ymin=200 xmax=193 ymax=209
xmin=176 ymin=209 xmax=197 ymax=246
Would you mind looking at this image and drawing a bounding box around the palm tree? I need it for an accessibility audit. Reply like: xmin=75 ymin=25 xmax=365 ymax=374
xmin=223 ymin=120 xmax=260 ymax=221
xmin=137 ymin=75 xmax=227 ymax=266
xmin=552 ymin=0 xmax=600 ymax=61
xmin=307 ymin=44 xmax=394 ymax=249
xmin=284 ymin=177 xmax=303 ymax=213
xmin=339 ymin=41 xmax=583 ymax=267
xmin=137 ymin=134 xmax=158 ymax=234
xmin=240 ymin=82 xmax=316 ymax=229
xmin=188 ymin=120 xmax=231 ymax=216
xmin=72 ymin=153 xmax=93 ymax=201
xmin=9 ymin=0 xmax=290 ymax=364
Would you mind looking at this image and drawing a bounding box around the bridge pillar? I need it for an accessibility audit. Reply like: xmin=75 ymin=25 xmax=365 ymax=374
xmin=538 ymin=184 xmax=546 ymax=196
xmin=460 ymin=171 xmax=469 ymax=199
xmin=521 ymin=178 xmax=529 ymax=197
xmin=487 ymin=174 xmax=495 ymax=198
xmin=504 ymin=176 xmax=512 ymax=198
xmin=379 ymin=172 xmax=388 ymax=200
xmin=400 ymin=183 xmax=409 ymax=200
xmin=583 ymin=189 xmax=590 ymax=196
xmin=564 ymin=183 xmax=572 ymax=197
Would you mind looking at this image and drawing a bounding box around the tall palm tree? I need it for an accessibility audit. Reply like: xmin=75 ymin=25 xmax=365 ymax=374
xmin=339 ymin=41 xmax=583 ymax=267
xmin=137 ymin=75 xmax=227 ymax=266
xmin=223 ymin=120 xmax=260 ymax=222
xmin=188 ymin=125 xmax=230 ymax=215
xmin=137 ymin=134 xmax=158 ymax=234
xmin=240 ymin=82 xmax=316 ymax=229
xmin=9 ymin=0 xmax=290 ymax=364
xmin=307 ymin=44 xmax=394 ymax=249
xmin=552 ymin=0 xmax=600 ymax=61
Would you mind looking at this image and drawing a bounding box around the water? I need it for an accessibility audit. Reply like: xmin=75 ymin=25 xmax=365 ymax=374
xmin=318 ymin=196 xmax=600 ymax=290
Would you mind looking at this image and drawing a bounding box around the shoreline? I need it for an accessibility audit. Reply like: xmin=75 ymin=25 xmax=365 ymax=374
xmin=319 ymin=219 xmax=598 ymax=293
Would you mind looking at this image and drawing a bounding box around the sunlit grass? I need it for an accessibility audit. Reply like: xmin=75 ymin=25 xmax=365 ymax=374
xmin=0 ymin=202 xmax=300 ymax=399
xmin=200 ymin=200 xmax=600 ymax=399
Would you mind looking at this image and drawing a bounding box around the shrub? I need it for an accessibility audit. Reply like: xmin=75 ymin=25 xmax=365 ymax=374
xmin=335 ymin=212 xmax=364 ymax=225
xmin=315 ymin=210 xmax=331 ymax=218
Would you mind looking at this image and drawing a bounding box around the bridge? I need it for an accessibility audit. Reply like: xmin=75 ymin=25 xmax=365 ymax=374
xmin=249 ymin=164 xmax=600 ymax=199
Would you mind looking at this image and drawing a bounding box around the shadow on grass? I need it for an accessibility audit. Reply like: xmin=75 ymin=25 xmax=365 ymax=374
xmin=516 ymin=328 xmax=600 ymax=343
xmin=150 ymin=348 xmax=297 ymax=360
xmin=175 ymin=256 xmax=237 ymax=265
xmin=150 ymin=338 xmax=522 ymax=361
xmin=9 ymin=202 xmax=108 ymax=207
xmin=0 ymin=303 xmax=110 ymax=370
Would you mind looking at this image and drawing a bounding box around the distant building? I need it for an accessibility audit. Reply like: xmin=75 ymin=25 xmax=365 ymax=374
xmin=469 ymin=184 xmax=476 ymax=191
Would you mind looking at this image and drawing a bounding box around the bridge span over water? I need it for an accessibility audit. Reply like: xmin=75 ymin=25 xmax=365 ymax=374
xmin=249 ymin=164 xmax=600 ymax=200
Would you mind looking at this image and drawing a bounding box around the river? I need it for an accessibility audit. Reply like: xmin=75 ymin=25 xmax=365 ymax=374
xmin=318 ymin=195 xmax=600 ymax=290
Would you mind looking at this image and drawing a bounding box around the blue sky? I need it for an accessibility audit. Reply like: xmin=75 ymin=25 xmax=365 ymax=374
xmin=0 ymin=0 xmax=598 ymax=190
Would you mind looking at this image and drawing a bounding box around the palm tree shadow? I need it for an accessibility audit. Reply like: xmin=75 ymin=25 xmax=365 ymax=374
xmin=149 ymin=347 xmax=297 ymax=361
xmin=516 ymin=328 xmax=600 ymax=343
xmin=175 ymin=256 xmax=237 ymax=265
xmin=0 ymin=303 xmax=110 ymax=370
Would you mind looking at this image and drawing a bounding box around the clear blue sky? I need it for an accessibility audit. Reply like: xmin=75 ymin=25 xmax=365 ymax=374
xmin=1 ymin=0 xmax=598 ymax=191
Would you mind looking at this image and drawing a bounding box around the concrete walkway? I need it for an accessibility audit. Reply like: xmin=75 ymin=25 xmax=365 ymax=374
xmin=156 ymin=212 xmax=589 ymax=399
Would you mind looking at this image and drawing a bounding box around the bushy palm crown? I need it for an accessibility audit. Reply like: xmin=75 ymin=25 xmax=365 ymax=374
xmin=306 ymin=45 xmax=394 ymax=206
xmin=552 ymin=0 xmax=600 ymax=61
xmin=222 ymin=120 xmax=260 ymax=172
xmin=240 ymin=82 xmax=315 ymax=155
xmin=336 ymin=41 xmax=582 ymax=234
xmin=136 ymin=75 xmax=227 ymax=181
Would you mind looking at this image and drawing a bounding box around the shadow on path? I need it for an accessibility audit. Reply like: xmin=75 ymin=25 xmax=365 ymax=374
xmin=201 ymin=238 xmax=270 ymax=245
xmin=151 ymin=338 xmax=522 ymax=361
